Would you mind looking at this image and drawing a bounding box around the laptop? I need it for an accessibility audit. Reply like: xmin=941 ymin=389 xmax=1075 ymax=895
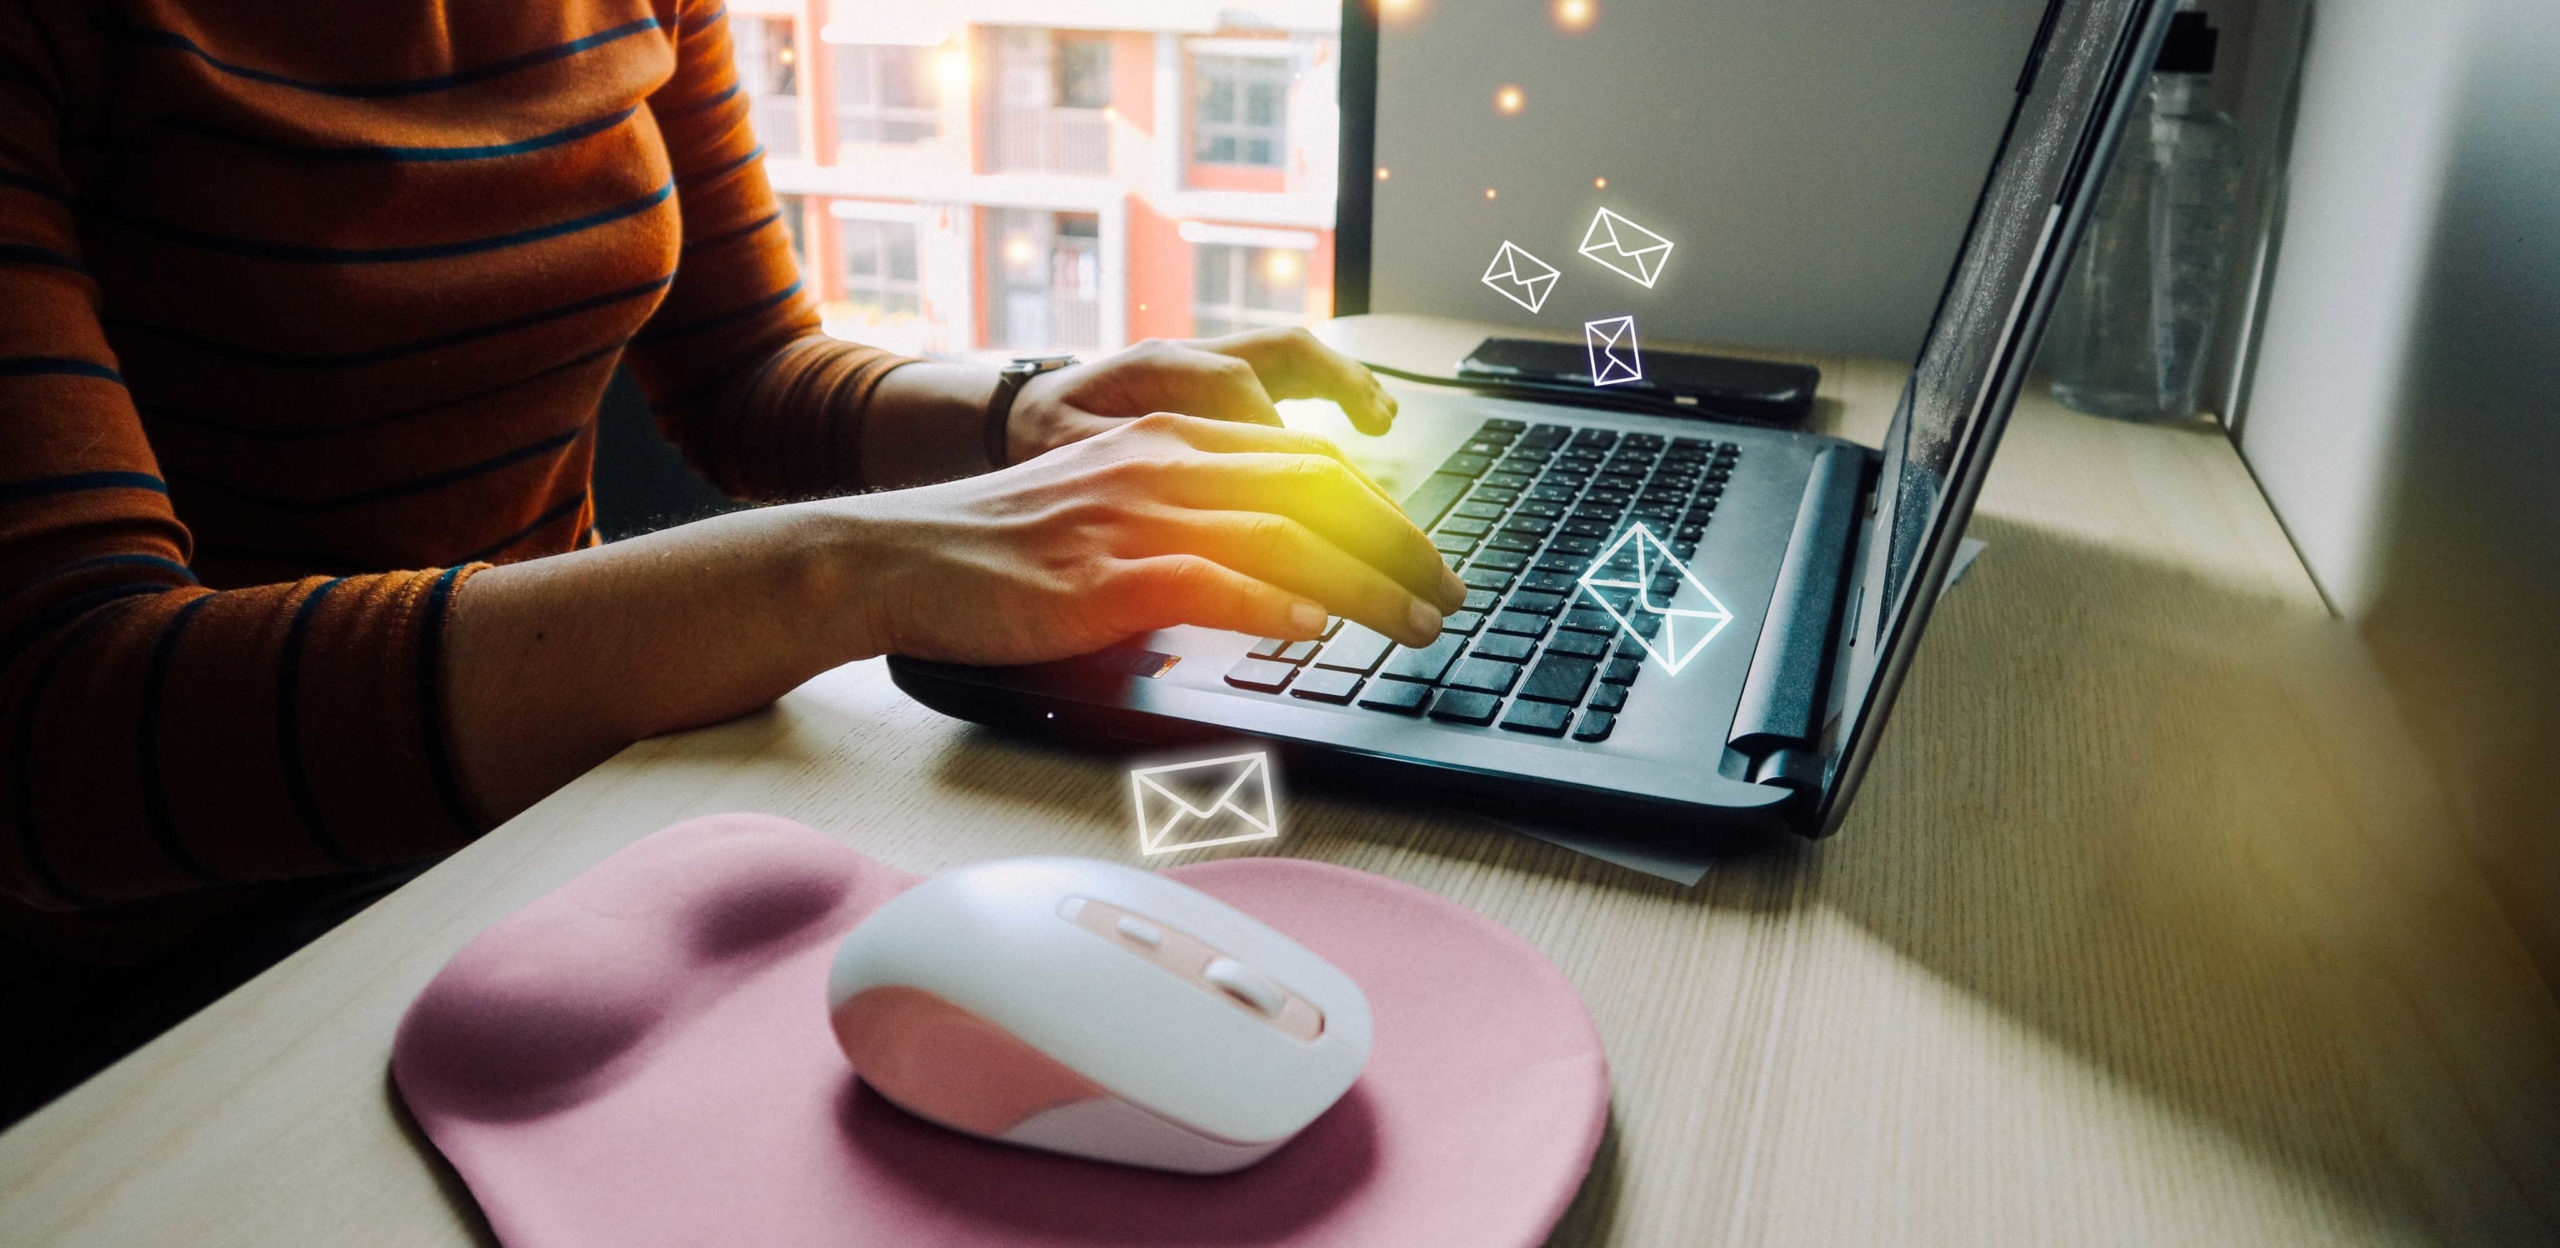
xmin=890 ymin=0 xmax=2176 ymax=846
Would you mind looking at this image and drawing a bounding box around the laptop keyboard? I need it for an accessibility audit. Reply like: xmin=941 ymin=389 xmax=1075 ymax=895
xmin=1222 ymin=418 xmax=1740 ymax=744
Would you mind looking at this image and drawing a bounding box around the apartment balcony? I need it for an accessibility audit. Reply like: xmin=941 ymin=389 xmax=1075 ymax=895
xmin=987 ymin=106 xmax=1111 ymax=176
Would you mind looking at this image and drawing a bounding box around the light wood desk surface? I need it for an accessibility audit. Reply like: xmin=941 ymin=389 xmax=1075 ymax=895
xmin=4 ymin=315 xmax=2555 ymax=1246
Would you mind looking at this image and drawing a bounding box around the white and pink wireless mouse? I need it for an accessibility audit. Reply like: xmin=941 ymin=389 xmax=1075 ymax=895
xmin=826 ymin=857 xmax=1373 ymax=1174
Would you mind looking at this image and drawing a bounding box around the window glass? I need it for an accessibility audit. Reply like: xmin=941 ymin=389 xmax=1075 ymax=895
xmin=839 ymin=217 xmax=922 ymax=319
xmin=1057 ymin=36 xmax=1113 ymax=110
xmin=1193 ymin=53 xmax=1290 ymax=168
xmin=1192 ymin=243 xmax=1307 ymax=338
xmin=835 ymin=45 xmax=941 ymax=146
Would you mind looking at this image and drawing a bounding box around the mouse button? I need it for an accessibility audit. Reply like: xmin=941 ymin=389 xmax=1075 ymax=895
xmin=1114 ymin=915 xmax=1166 ymax=948
xmin=1201 ymin=958 xmax=1284 ymax=1015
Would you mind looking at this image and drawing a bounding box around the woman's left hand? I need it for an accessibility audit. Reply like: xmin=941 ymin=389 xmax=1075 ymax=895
xmin=1004 ymin=326 xmax=1400 ymax=465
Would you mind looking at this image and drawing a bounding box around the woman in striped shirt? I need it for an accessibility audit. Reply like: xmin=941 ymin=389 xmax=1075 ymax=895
xmin=0 ymin=3 xmax=1454 ymax=1006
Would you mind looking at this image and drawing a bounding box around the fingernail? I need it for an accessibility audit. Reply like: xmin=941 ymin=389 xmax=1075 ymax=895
xmin=1288 ymin=599 xmax=1328 ymax=637
xmin=1406 ymin=598 xmax=1443 ymax=644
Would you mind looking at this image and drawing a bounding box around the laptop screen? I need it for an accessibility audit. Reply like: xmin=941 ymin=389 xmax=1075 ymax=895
xmin=1818 ymin=0 xmax=2171 ymax=830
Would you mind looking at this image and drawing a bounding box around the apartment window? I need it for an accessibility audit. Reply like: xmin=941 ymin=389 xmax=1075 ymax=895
xmin=1192 ymin=243 xmax=1307 ymax=337
xmin=835 ymin=45 xmax=940 ymax=145
xmin=987 ymin=209 xmax=1101 ymax=352
xmin=838 ymin=217 xmax=921 ymax=320
xmin=731 ymin=16 xmax=802 ymax=159
xmin=1056 ymin=36 xmax=1112 ymax=110
xmin=1192 ymin=53 xmax=1289 ymax=167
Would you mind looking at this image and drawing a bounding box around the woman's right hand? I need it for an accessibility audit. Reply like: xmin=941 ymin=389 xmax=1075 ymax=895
xmin=824 ymin=413 xmax=1465 ymax=667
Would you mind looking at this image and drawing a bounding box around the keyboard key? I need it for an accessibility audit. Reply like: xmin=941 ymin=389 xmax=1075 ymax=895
xmin=1520 ymin=654 xmax=1598 ymax=704
xmin=1225 ymin=657 xmax=1297 ymax=692
xmin=1498 ymin=513 xmax=1555 ymax=536
xmin=1485 ymin=532 xmax=1541 ymax=554
xmin=1322 ymin=616 xmax=1344 ymax=638
xmin=1603 ymin=657 xmax=1644 ymax=685
xmin=1506 ymin=590 xmax=1567 ymax=616
xmin=1500 ymin=699 xmax=1573 ymax=736
xmin=1444 ymin=552 xmax=1465 ymax=571
xmin=1431 ymin=531 xmax=1480 ymax=556
xmin=1572 ymin=711 xmax=1617 ymax=742
xmin=1483 ymin=417 xmax=1528 ymax=434
xmin=1483 ymin=471 xmax=1536 ymax=491
xmin=1462 ymin=588 xmax=1500 ymax=613
xmin=1523 ymin=570 xmax=1579 ymax=594
xmin=1438 ymin=516 xmax=1493 ymax=537
xmin=1381 ymin=635 xmax=1466 ymax=684
xmin=1289 ymin=667 xmax=1364 ymax=703
xmin=1545 ymin=630 xmax=1609 ymax=659
xmin=1535 ymin=553 xmax=1591 ymax=576
xmin=1561 ymin=608 xmax=1618 ymax=634
xmin=1470 ymin=632 xmax=1535 ymax=663
xmin=1439 ymin=452 xmax=1494 ymax=478
xmin=1314 ymin=624 xmax=1395 ymax=673
xmin=1447 ymin=657 xmax=1523 ymax=696
xmin=1487 ymin=610 xmax=1550 ymax=638
xmin=1454 ymin=499 xmax=1506 ymax=521
xmin=1470 ymin=484 xmax=1521 ymax=505
xmin=1461 ymin=438 xmax=1508 ymax=457
xmin=1516 ymin=500 xmax=1566 ymax=519
xmin=1470 ymin=549 xmax=1528 ymax=572
xmin=1427 ymin=690 xmax=1502 ymax=725
xmin=1562 ymin=519 xmax=1613 ymax=540
xmin=1461 ymin=565 xmax=1515 ymax=592
xmin=1629 ymin=612 xmax=1663 ymax=637
xmin=1615 ymin=635 xmax=1650 ymax=660
xmin=1401 ymin=472 xmax=1475 ymax=529
xmin=1249 ymin=638 xmax=1321 ymax=664
xmin=1520 ymin=422 xmax=1571 ymax=448
xmin=1527 ymin=484 xmax=1581 ymax=505
xmin=1441 ymin=610 xmax=1485 ymax=636
xmin=1356 ymin=679 xmax=1432 ymax=715
xmin=1571 ymin=428 xmax=1618 ymax=449
xmin=1589 ymin=683 xmax=1627 ymax=713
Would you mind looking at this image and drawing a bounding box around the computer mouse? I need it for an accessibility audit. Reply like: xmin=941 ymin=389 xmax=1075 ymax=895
xmin=826 ymin=857 xmax=1372 ymax=1174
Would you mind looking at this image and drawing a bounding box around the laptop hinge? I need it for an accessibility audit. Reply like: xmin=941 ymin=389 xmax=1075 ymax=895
xmin=1727 ymin=444 xmax=1869 ymax=784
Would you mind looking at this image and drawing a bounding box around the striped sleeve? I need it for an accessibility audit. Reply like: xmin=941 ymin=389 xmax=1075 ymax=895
xmin=620 ymin=0 xmax=913 ymax=500
xmin=0 ymin=11 xmax=482 ymax=911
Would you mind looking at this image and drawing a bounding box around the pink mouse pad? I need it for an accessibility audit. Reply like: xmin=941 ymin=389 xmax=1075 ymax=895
xmin=391 ymin=814 xmax=1610 ymax=1248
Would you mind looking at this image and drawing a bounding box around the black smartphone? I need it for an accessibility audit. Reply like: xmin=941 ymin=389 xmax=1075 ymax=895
xmin=1456 ymin=336 xmax=1820 ymax=426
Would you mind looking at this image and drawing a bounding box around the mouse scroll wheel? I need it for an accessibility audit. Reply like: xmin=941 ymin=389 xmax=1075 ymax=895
xmin=1201 ymin=958 xmax=1287 ymax=1016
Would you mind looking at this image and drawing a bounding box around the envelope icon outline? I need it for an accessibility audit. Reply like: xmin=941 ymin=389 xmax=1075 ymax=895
xmin=1129 ymin=751 xmax=1281 ymax=856
xmin=1575 ymin=524 xmax=1733 ymax=675
xmin=1584 ymin=316 xmax=1643 ymax=387
xmin=1481 ymin=240 xmax=1561 ymax=314
xmin=1577 ymin=207 xmax=1674 ymax=289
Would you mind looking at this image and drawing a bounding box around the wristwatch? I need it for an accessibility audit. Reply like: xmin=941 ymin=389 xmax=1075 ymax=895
xmin=984 ymin=353 xmax=1078 ymax=469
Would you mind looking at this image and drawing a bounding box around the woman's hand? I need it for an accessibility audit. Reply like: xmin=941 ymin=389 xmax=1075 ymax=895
xmin=1004 ymin=327 xmax=1399 ymax=465
xmin=830 ymin=412 xmax=1464 ymax=666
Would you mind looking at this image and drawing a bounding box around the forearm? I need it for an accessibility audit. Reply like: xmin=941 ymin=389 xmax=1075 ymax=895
xmin=858 ymin=361 xmax=1000 ymax=488
xmin=442 ymin=503 xmax=881 ymax=823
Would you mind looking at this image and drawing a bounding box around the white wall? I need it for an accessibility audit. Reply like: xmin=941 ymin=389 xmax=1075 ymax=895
xmin=2239 ymin=0 xmax=2560 ymax=982
xmin=1367 ymin=0 xmax=2052 ymax=361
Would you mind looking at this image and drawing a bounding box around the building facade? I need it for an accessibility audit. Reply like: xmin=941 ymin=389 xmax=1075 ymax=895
xmin=725 ymin=0 xmax=1341 ymax=361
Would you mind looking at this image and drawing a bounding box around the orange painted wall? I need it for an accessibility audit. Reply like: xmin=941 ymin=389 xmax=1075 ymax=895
xmin=1125 ymin=196 xmax=1194 ymax=341
xmin=1110 ymin=32 xmax=1154 ymax=135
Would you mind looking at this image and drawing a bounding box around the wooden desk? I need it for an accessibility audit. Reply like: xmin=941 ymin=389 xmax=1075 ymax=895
xmin=5 ymin=315 xmax=2555 ymax=1245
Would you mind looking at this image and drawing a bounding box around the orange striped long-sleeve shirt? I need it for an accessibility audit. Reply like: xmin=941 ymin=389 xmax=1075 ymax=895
xmin=0 ymin=0 xmax=905 ymax=927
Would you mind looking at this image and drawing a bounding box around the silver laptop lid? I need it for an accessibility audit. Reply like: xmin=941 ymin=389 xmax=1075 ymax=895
xmin=1815 ymin=0 xmax=2177 ymax=835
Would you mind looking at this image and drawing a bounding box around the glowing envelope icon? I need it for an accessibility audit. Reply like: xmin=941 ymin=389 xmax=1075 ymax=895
xmin=1130 ymin=752 xmax=1280 ymax=855
xmin=1576 ymin=525 xmax=1732 ymax=674
xmin=1584 ymin=315 xmax=1642 ymax=386
xmin=1481 ymin=240 xmax=1561 ymax=313
xmin=1577 ymin=207 xmax=1674 ymax=288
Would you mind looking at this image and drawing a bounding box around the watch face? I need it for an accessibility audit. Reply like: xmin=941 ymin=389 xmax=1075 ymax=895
xmin=1013 ymin=353 xmax=1077 ymax=371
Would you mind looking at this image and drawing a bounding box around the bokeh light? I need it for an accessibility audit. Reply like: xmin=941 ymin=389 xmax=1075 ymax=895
xmin=1484 ymin=188 xmax=1498 ymax=200
xmin=935 ymin=46 xmax=970 ymax=95
xmin=1594 ymin=176 xmax=1608 ymax=189
xmin=1261 ymin=249 xmax=1304 ymax=286
xmin=1494 ymin=84 xmax=1527 ymax=116
xmin=1002 ymin=233 xmax=1037 ymax=272
xmin=1378 ymin=0 xmax=1425 ymax=24
xmin=1552 ymin=0 xmax=1597 ymax=33
xmin=1376 ymin=166 xmax=1391 ymax=181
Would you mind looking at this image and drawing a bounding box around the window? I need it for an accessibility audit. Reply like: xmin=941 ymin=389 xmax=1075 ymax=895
xmin=838 ymin=217 xmax=921 ymax=320
xmin=1192 ymin=53 xmax=1289 ymax=167
xmin=731 ymin=17 xmax=802 ymax=159
xmin=987 ymin=209 xmax=1101 ymax=352
xmin=834 ymin=45 xmax=940 ymax=145
xmin=1191 ymin=243 xmax=1307 ymax=337
xmin=1056 ymin=36 xmax=1112 ymax=110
